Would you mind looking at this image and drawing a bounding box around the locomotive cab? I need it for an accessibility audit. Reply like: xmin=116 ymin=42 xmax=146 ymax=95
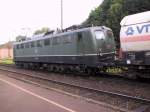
xmin=93 ymin=27 xmax=116 ymax=65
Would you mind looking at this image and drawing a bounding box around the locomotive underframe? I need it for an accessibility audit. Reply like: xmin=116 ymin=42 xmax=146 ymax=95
xmin=14 ymin=53 xmax=115 ymax=75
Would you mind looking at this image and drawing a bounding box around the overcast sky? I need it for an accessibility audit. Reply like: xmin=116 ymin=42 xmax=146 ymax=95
xmin=0 ymin=0 xmax=103 ymax=44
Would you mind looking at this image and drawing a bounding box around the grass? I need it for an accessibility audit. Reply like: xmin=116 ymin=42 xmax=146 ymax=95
xmin=0 ymin=58 xmax=14 ymax=64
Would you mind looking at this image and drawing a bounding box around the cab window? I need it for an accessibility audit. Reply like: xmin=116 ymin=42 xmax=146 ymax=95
xmin=16 ymin=44 xmax=20 ymax=49
xmin=25 ymin=43 xmax=30 ymax=48
xmin=37 ymin=40 xmax=43 ymax=47
xmin=95 ymin=31 xmax=105 ymax=40
xmin=20 ymin=44 xmax=24 ymax=49
xmin=44 ymin=39 xmax=50 ymax=46
xmin=31 ymin=42 xmax=35 ymax=48
xmin=52 ymin=37 xmax=60 ymax=45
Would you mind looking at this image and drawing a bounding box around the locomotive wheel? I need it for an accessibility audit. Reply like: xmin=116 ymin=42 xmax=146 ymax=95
xmin=52 ymin=65 xmax=61 ymax=73
xmin=57 ymin=66 xmax=62 ymax=73
xmin=86 ymin=68 xmax=92 ymax=75
xmin=85 ymin=67 xmax=97 ymax=75
xmin=48 ymin=65 xmax=53 ymax=72
xmin=19 ymin=62 xmax=24 ymax=68
xmin=59 ymin=66 xmax=64 ymax=73
xmin=15 ymin=62 xmax=22 ymax=68
xmin=23 ymin=63 xmax=29 ymax=69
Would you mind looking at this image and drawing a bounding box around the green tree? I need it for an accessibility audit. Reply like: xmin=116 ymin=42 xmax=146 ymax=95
xmin=16 ymin=35 xmax=26 ymax=42
xmin=83 ymin=0 xmax=150 ymax=48
xmin=107 ymin=0 xmax=123 ymax=47
xmin=34 ymin=27 xmax=50 ymax=35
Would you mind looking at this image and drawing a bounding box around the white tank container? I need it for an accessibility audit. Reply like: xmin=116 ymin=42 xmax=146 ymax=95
xmin=120 ymin=11 xmax=150 ymax=52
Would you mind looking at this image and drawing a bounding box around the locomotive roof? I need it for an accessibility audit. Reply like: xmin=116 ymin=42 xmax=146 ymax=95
xmin=14 ymin=26 xmax=111 ymax=45
xmin=120 ymin=11 xmax=150 ymax=26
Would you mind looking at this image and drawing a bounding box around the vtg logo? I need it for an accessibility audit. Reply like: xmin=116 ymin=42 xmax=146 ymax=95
xmin=126 ymin=24 xmax=150 ymax=36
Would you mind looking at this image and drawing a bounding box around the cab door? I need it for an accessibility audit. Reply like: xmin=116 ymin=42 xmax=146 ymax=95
xmin=77 ymin=32 xmax=84 ymax=55
xmin=76 ymin=32 xmax=84 ymax=64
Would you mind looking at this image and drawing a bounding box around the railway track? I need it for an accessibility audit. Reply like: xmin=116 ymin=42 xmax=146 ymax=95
xmin=0 ymin=65 xmax=149 ymax=112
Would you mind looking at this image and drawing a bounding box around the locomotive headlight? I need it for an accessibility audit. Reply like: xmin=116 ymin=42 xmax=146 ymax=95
xmin=145 ymin=52 xmax=150 ymax=56
xmin=127 ymin=59 xmax=131 ymax=64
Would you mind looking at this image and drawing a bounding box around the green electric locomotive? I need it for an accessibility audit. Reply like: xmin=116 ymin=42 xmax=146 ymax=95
xmin=13 ymin=26 xmax=116 ymax=74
